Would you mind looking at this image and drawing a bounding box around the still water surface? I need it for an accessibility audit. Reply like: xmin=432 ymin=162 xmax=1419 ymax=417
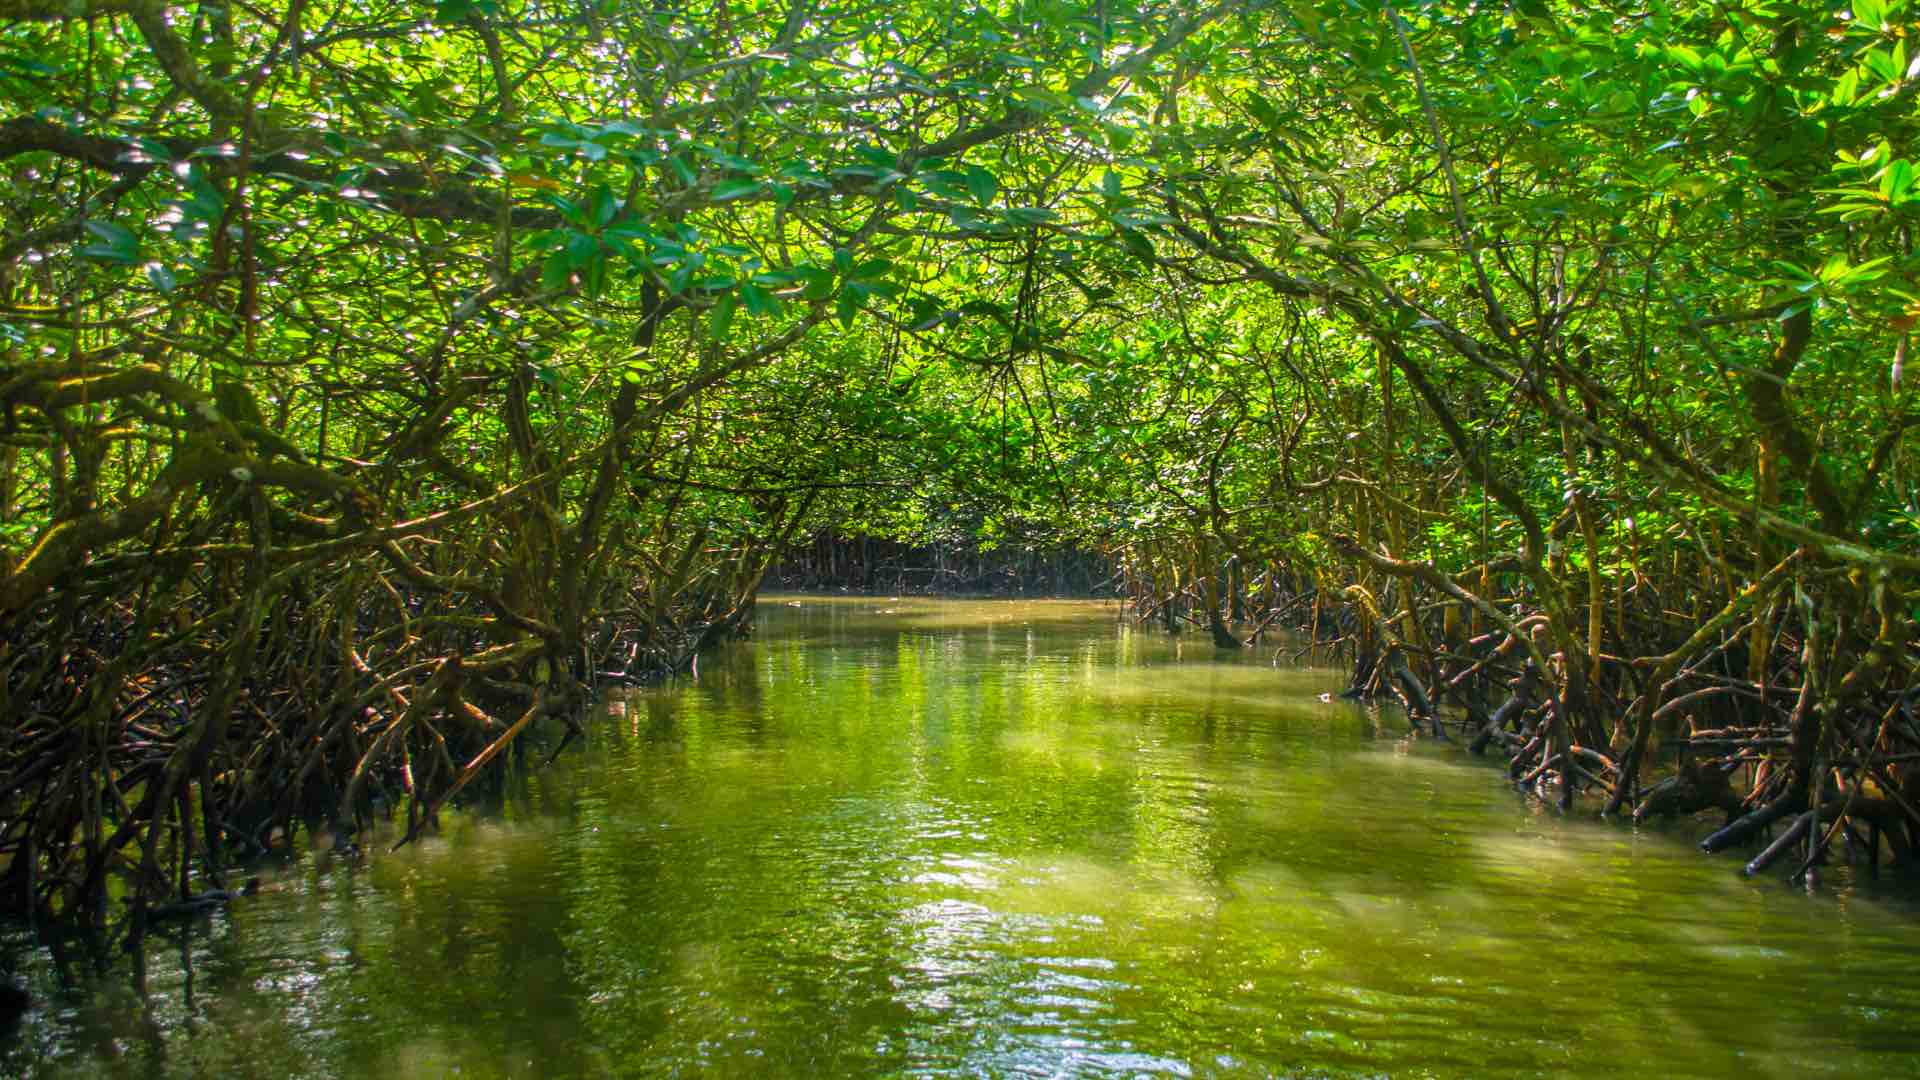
xmin=6 ymin=597 xmax=1920 ymax=1078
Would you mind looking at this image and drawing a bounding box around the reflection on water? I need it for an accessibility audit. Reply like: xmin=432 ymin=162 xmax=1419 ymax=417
xmin=7 ymin=596 xmax=1920 ymax=1078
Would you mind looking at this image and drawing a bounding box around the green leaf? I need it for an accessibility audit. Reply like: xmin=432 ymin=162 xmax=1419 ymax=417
xmin=699 ymin=146 xmax=760 ymax=172
xmin=144 ymin=263 xmax=177 ymax=292
xmin=589 ymin=185 xmax=619 ymax=228
xmin=543 ymin=193 xmax=585 ymax=226
xmin=801 ymin=267 xmax=836 ymax=300
xmin=1244 ymin=94 xmax=1283 ymax=130
xmin=948 ymin=205 xmax=990 ymax=232
xmin=1832 ymin=69 xmax=1861 ymax=106
xmin=712 ymin=179 xmax=762 ymax=201
xmin=1882 ymin=160 xmax=1914 ymax=203
xmin=84 ymin=220 xmax=132 ymax=245
xmin=847 ymin=167 xmax=907 ymax=188
xmin=920 ymin=170 xmax=971 ymax=199
xmin=133 ymin=138 xmax=175 ymax=164
xmin=183 ymin=180 xmax=224 ymax=221
xmin=965 ymin=165 xmax=998 ymax=205
xmin=1002 ymin=207 xmax=1059 ymax=226
xmin=741 ymin=283 xmax=781 ymax=318
xmin=1838 ymin=255 xmax=1892 ymax=285
xmin=80 ymin=220 xmax=137 ymax=263
xmin=1864 ymin=48 xmax=1896 ymax=84
xmin=565 ymin=231 xmax=599 ymax=269
xmin=709 ymin=291 xmax=737 ymax=339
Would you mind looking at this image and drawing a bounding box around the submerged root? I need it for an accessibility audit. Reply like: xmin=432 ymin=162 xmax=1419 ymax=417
xmin=1112 ymin=546 xmax=1920 ymax=883
xmin=0 ymin=558 xmax=763 ymax=928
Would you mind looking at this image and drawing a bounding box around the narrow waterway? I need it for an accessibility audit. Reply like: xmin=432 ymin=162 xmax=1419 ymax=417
xmin=6 ymin=597 xmax=1920 ymax=1078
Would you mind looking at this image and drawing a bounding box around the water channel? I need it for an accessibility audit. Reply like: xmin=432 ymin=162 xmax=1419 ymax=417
xmin=5 ymin=596 xmax=1920 ymax=1077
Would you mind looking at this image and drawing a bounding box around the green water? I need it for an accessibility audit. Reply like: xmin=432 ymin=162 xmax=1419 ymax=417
xmin=6 ymin=597 xmax=1920 ymax=1078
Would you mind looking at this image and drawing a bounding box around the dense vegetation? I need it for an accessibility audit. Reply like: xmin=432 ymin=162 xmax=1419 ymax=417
xmin=3 ymin=0 xmax=1918 ymax=925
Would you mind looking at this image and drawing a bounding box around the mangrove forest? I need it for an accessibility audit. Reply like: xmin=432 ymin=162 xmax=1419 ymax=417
xmin=5 ymin=0 xmax=1920 ymax=1072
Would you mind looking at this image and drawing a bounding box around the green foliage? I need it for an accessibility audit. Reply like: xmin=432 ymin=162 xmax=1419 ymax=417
xmin=3 ymin=0 xmax=1919 ymax=906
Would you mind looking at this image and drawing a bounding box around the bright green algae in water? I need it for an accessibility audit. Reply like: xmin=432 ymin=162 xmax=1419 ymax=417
xmin=7 ymin=597 xmax=1920 ymax=1078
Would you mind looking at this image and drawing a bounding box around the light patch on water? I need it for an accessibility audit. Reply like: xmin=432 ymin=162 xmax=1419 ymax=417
xmin=1084 ymin=664 xmax=1339 ymax=713
xmin=1357 ymin=742 xmax=1485 ymax=774
xmin=991 ymin=854 xmax=1136 ymax=916
xmin=381 ymin=1037 xmax=475 ymax=1079
xmin=1325 ymin=889 xmax=1422 ymax=932
xmin=1468 ymin=828 xmax=1603 ymax=878
xmin=996 ymin=724 xmax=1123 ymax=771
xmin=1222 ymin=861 xmax=1319 ymax=908
xmin=909 ymin=857 xmax=1003 ymax=891
xmin=987 ymin=853 xmax=1222 ymax=928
